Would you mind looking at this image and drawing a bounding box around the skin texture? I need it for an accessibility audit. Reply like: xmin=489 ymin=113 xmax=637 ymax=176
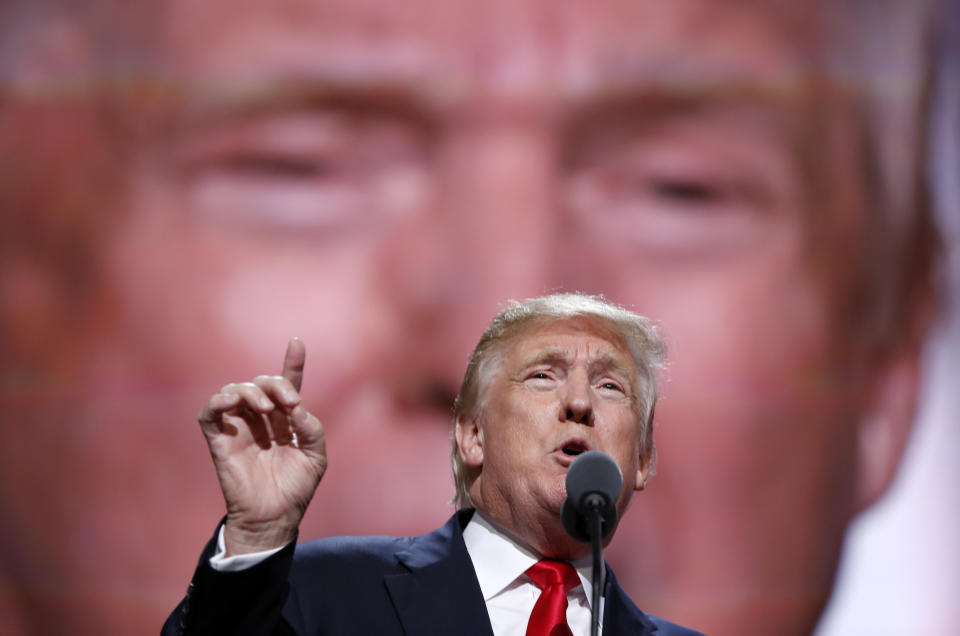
xmin=0 ymin=1 xmax=930 ymax=635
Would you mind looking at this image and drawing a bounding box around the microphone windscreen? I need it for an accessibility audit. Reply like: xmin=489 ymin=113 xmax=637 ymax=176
xmin=562 ymin=451 xmax=623 ymax=542
xmin=565 ymin=450 xmax=622 ymax=509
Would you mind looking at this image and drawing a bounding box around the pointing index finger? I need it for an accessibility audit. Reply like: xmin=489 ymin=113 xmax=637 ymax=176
xmin=282 ymin=337 xmax=306 ymax=392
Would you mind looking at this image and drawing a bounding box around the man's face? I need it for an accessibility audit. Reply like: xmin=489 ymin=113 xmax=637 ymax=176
xmin=458 ymin=317 xmax=647 ymax=557
xmin=1 ymin=1 xmax=902 ymax=635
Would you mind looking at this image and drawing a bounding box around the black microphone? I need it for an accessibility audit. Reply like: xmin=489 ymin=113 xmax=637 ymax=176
xmin=561 ymin=450 xmax=622 ymax=543
xmin=560 ymin=450 xmax=622 ymax=636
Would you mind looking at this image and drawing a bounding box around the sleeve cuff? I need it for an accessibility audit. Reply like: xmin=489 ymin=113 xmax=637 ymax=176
xmin=209 ymin=524 xmax=288 ymax=572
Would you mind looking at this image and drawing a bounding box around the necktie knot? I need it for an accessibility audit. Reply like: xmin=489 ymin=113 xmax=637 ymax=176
xmin=526 ymin=559 xmax=581 ymax=592
xmin=524 ymin=560 xmax=581 ymax=636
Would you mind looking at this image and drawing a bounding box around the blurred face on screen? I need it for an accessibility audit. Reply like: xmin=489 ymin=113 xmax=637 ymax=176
xmin=0 ymin=1 xmax=923 ymax=635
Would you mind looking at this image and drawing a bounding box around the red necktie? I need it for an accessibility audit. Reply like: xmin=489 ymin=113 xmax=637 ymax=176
xmin=525 ymin=559 xmax=582 ymax=636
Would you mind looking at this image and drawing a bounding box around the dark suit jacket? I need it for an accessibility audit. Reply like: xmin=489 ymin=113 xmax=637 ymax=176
xmin=163 ymin=510 xmax=703 ymax=635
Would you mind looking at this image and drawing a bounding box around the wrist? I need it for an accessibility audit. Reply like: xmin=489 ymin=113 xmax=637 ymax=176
xmin=223 ymin=518 xmax=297 ymax=556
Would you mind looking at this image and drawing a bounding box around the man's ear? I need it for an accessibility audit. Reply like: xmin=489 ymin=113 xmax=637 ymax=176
xmin=854 ymin=341 xmax=924 ymax=513
xmin=455 ymin=415 xmax=484 ymax=468
xmin=633 ymin=465 xmax=648 ymax=492
xmin=634 ymin=446 xmax=656 ymax=492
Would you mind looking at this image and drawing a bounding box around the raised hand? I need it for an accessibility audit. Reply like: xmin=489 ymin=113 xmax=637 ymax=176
xmin=198 ymin=338 xmax=326 ymax=555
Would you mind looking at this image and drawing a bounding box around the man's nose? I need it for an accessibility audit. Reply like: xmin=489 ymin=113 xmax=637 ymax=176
xmin=561 ymin=370 xmax=594 ymax=426
xmin=380 ymin=120 xmax=557 ymax=410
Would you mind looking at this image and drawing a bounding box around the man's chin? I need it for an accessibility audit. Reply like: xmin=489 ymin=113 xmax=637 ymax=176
xmin=537 ymin=528 xmax=592 ymax=561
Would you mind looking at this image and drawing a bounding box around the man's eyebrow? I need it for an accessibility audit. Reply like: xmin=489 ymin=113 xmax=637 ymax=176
xmin=560 ymin=45 xmax=816 ymax=103
xmin=516 ymin=348 xmax=634 ymax=376
xmin=588 ymin=353 xmax=633 ymax=375
xmin=560 ymin=68 xmax=816 ymax=130
xmin=554 ymin=85 xmax=810 ymax=181
xmin=172 ymin=77 xmax=448 ymax=130
xmin=517 ymin=349 xmax=572 ymax=370
xmin=584 ymin=349 xmax=641 ymax=390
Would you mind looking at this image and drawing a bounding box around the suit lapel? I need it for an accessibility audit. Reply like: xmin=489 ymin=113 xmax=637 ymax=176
xmin=603 ymin=565 xmax=659 ymax=635
xmin=384 ymin=511 xmax=494 ymax=636
xmin=383 ymin=512 xmax=661 ymax=636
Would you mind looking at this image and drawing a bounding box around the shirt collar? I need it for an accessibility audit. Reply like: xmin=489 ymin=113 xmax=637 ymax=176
xmin=462 ymin=510 xmax=602 ymax=608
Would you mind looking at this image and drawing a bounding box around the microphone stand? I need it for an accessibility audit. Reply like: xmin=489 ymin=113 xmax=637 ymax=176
xmin=584 ymin=494 xmax=605 ymax=636
xmin=562 ymin=450 xmax=621 ymax=636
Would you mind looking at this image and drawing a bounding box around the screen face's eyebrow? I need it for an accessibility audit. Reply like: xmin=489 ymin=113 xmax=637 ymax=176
xmin=163 ymin=27 xmax=819 ymax=138
xmin=558 ymin=81 xmax=808 ymax=159
xmin=165 ymin=75 xmax=806 ymax=166
xmin=171 ymin=79 xmax=444 ymax=134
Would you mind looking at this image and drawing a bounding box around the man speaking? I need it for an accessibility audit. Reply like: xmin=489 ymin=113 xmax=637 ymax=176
xmin=163 ymin=293 xmax=701 ymax=635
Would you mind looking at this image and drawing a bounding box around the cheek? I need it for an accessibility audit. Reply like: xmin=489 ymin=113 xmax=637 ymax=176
xmin=666 ymin=262 xmax=855 ymax=513
xmin=102 ymin=182 xmax=398 ymax=401
xmin=209 ymin=244 xmax=384 ymax=387
xmin=601 ymin=410 xmax=644 ymax=495
xmin=647 ymin=236 xmax=856 ymax=497
xmin=570 ymin=219 xmax=855 ymax=487
xmin=591 ymin=224 xmax=861 ymax=593
xmin=481 ymin=395 xmax=546 ymax=463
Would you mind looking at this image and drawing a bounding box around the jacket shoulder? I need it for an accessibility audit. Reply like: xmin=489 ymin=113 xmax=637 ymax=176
xmin=646 ymin=614 xmax=706 ymax=636
xmin=294 ymin=534 xmax=417 ymax=563
xmin=603 ymin=564 xmax=705 ymax=636
xmin=282 ymin=516 xmax=472 ymax=635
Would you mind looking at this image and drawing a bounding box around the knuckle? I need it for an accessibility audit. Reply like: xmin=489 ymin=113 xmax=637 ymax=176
xmin=198 ymin=405 xmax=220 ymax=424
xmin=220 ymin=381 xmax=254 ymax=393
xmin=231 ymin=382 xmax=259 ymax=397
xmin=254 ymin=375 xmax=283 ymax=387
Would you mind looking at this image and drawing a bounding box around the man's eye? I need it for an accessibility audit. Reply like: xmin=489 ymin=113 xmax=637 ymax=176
xmin=217 ymin=153 xmax=338 ymax=180
xmin=525 ymin=371 xmax=558 ymax=386
xmin=604 ymin=173 xmax=732 ymax=213
xmin=563 ymin=165 xmax=776 ymax=254
xmin=599 ymin=382 xmax=624 ymax=392
xmin=562 ymin=114 xmax=796 ymax=254
xmin=650 ymin=178 xmax=723 ymax=204
xmin=167 ymin=110 xmax=432 ymax=235
xmin=589 ymin=168 xmax=734 ymax=212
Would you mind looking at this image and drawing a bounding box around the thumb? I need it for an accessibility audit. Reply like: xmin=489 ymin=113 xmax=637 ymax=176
xmin=290 ymin=404 xmax=326 ymax=462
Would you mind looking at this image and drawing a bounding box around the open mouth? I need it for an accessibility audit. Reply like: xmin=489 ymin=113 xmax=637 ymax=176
xmin=559 ymin=440 xmax=589 ymax=457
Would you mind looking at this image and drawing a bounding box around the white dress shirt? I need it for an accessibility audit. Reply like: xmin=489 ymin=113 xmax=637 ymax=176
xmin=462 ymin=512 xmax=603 ymax=636
xmin=209 ymin=511 xmax=604 ymax=635
xmin=209 ymin=526 xmax=285 ymax=571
